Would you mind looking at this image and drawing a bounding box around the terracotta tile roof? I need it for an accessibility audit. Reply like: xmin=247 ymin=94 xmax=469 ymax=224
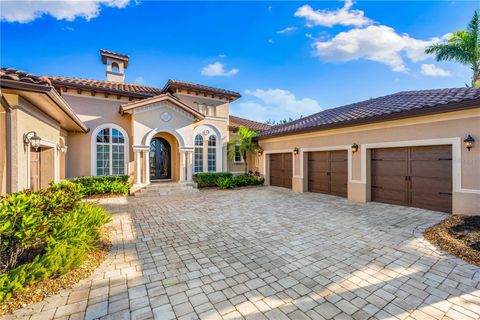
xmin=48 ymin=75 xmax=164 ymax=98
xmin=259 ymin=87 xmax=480 ymax=138
xmin=100 ymin=49 xmax=129 ymax=67
xmin=164 ymin=79 xmax=241 ymax=100
xmin=1 ymin=68 xmax=52 ymax=86
xmin=229 ymin=115 xmax=271 ymax=132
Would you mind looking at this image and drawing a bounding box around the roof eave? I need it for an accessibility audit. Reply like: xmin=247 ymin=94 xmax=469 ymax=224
xmin=257 ymin=99 xmax=480 ymax=140
xmin=0 ymin=79 xmax=89 ymax=133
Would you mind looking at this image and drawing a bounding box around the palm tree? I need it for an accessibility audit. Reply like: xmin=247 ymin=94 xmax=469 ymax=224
xmin=425 ymin=10 xmax=480 ymax=87
xmin=228 ymin=126 xmax=259 ymax=174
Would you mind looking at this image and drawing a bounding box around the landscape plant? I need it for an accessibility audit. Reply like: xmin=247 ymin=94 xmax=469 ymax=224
xmin=73 ymin=175 xmax=130 ymax=196
xmin=425 ymin=10 xmax=480 ymax=87
xmin=0 ymin=181 xmax=110 ymax=303
xmin=227 ymin=126 xmax=260 ymax=174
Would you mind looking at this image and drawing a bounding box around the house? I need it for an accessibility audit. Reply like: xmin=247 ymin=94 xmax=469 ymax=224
xmin=1 ymin=49 xmax=479 ymax=215
xmin=0 ymin=49 xmax=268 ymax=195
xmin=256 ymin=88 xmax=480 ymax=215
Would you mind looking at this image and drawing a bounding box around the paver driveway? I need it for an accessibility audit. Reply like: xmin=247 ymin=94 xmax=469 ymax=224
xmin=6 ymin=187 xmax=480 ymax=320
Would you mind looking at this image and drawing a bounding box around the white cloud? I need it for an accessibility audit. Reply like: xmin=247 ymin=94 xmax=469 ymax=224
xmin=268 ymin=39 xmax=275 ymax=44
xmin=277 ymin=26 xmax=297 ymax=34
xmin=1 ymin=0 xmax=131 ymax=23
xmin=201 ymin=62 xmax=239 ymax=77
xmin=232 ymin=89 xmax=321 ymax=122
xmin=218 ymin=54 xmax=226 ymax=58
xmin=295 ymin=0 xmax=372 ymax=28
xmin=312 ymin=25 xmax=442 ymax=72
xmin=421 ymin=64 xmax=450 ymax=77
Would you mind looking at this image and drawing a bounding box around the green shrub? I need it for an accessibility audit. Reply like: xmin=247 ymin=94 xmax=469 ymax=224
xmin=194 ymin=172 xmax=232 ymax=188
xmin=232 ymin=175 xmax=265 ymax=187
xmin=73 ymin=175 xmax=129 ymax=196
xmin=215 ymin=175 xmax=265 ymax=190
xmin=0 ymin=182 xmax=111 ymax=303
xmin=216 ymin=177 xmax=237 ymax=189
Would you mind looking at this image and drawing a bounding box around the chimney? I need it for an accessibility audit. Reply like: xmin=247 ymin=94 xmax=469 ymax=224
xmin=100 ymin=49 xmax=129 ymax=83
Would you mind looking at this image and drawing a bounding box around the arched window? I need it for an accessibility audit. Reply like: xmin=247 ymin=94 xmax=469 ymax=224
xmin=208 ymin=136 xmax=216 ymax=172
xmin=194 ymin=134 xmax=203 ymax=173
xmin=93 ymin=125 xmax=128 ymax=176
xmin=111 ymin=62 xmax=120 ymax=73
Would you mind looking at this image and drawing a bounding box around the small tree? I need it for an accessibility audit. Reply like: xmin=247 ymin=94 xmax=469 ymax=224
xmin=425 ymin=10 xmax=480 ymax=87
xmin=228 ymin=126 xmax=258 ymax=174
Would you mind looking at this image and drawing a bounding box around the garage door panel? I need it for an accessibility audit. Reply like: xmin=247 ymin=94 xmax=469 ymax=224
xmin=308 ymin=150 xmax=347 ymax=197
xmin=410 ymin=161 xmax=452 ymax=179
xmin=411 ymin=192 xmax=451 ymax=213
xmin=269 ymin=153 xmax=292 ymax=189
xmin=372 ymin=161 xmax=405 ymax=176
xmin=371 ymin=145 xmax=452 ymax=213
xmin=372 ymin=188 xmax=407 ymax=206
xmin=410 ymin=145 xmax=451 ymax=160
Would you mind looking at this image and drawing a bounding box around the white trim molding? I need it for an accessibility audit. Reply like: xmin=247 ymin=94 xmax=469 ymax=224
xmin=193 ymin=124 xmax=222 ymax=172
xmin=91 ymin=123 xmax=130 ymax=176
xmin=143 ymin=127 xmax=186 ymax=147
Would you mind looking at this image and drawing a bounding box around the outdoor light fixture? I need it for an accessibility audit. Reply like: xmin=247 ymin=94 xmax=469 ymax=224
xmin=293 ymin=147 xmax=299 ymax=155
xmin=57 ymin=144 xmax=68 ymax=153
xmin=464 ymin=135 xmax=475 ymax=151
xmin=351 ymin=143 xmax=359 ymax=153
xmin=23 ymin=131 xmax=41 ymax=151
xmin=257 ymin=149 xmax=263 ymax=156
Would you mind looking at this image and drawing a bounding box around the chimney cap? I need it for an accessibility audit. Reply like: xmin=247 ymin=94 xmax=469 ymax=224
xmin=100 ymin=49 xmax=129 ymax=68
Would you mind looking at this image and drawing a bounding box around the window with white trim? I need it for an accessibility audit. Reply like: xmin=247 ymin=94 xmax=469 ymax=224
xmin=95 ymin=127 xmax=126 ymax=176
xmin=194 ymin=134 xmax=204 ymax=173
xmin=208 ymin=136 xmax=216 ymax=172
xmin=234 ymin=144 xmax=243 ymax=163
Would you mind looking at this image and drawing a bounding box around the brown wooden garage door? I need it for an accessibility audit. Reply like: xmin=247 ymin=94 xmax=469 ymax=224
xmin=308 ymin=150 xmax=348 ymax=197
xmin=269 ymin=153 xmax=292 ymax=188
xmin=371 ymin=145 xmax=452 ymax=213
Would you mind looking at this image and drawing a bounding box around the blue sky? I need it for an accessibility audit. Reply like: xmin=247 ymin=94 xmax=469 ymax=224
xmin=1 ymin=1 xmax=478 ymax=122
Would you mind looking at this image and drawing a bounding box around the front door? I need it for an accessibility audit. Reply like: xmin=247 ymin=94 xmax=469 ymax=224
xmin=150 ymin=138 xmax=171 ymax=180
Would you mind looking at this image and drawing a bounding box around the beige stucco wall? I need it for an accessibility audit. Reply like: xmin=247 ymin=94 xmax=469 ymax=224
xmin=258 ymin=108 xmax=480 ymax=215
xmin=61 ymin=93 xmax=133 ymax=178
xmin=175 ymin=91 xmax=230 ymax=118
xmin=0 ymin=102 xmax=7 ymax=195
xmin=1 ymin=93 xmax=64 ymax=193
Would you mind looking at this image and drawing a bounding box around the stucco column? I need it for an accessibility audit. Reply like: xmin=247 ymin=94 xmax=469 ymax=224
xmin=143 ymin=149 xmax=150 ymax=185
xmin=179 ymin=150 xmax=186 ymax=182
xmin=187 ymin=150 xmax=193 ymax=182
xmin=134 ymin=149 xmax=142 ymax=185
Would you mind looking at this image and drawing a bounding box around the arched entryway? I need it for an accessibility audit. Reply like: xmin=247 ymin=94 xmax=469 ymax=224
xmin=150 ymin=137 xmax=171 ymax=180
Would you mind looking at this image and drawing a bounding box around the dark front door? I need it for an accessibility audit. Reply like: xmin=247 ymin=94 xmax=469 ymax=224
xmin=308 ymin=150 xmax=348 ymax=197
xmin=150 ymin=138 xmax=171 ymax=180
xmin=269 ymin=153 xmax=293 ymax=188
xmin=371 ymin=145 xmax=452 ymax=213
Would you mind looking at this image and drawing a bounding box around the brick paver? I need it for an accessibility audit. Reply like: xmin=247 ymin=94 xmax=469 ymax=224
xmin=5 ymin=187 xmax=480 ymax=319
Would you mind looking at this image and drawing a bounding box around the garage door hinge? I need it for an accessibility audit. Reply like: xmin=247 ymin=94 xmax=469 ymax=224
xmin=372 ymin=186 xmax=383 ymax=189
xmin=438 ymin=192 xmax=452 ymax=195
xmin=438 ymin=158 xmax=452 ymax=161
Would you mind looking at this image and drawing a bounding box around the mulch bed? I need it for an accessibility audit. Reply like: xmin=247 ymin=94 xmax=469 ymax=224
xmin=424 ymin=215 xmax=480 ymax=266
xmin=0 ymin=227 xmax=112 ymax=316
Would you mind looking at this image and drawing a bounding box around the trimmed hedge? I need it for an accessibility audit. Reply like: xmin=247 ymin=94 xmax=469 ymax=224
xmin=0 ymin=181 xmax=110 ymax=303
xmin=73 ymin=175 xmax=129 ymax=196
xmin=194 ymin=172 xmax=232 ymax=188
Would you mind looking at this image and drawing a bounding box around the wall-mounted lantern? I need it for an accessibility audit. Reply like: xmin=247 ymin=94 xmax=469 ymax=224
xmin=464 ymin=135 xmax=475 ymax=151
xmin=293 ymin=147 xmax=299 ymax=155
xmin=257 ymin=149 xmax=263 ymax=156
xmin=57 ymin=144 xmax=68 ymax=153
xmin=23 ymin=131 xmax=41 ymax=151
xmin=351 ymin=143 xmax=359 ymax=153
